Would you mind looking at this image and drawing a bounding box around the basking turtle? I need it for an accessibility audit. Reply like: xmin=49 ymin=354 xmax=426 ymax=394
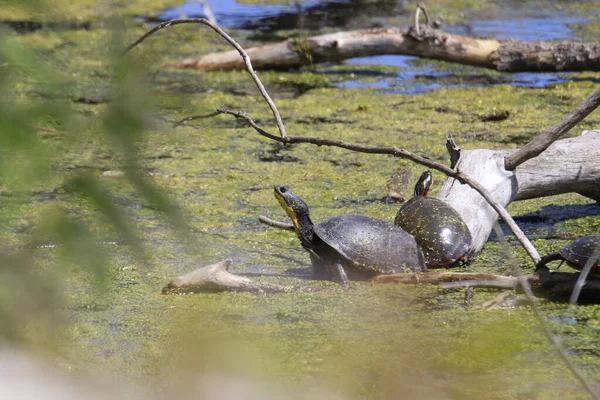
xmin=274 ymin=185 xmax=426 ymax=284
xmin=536 ymin=235 xmax=600 ymax=273
xmin=394 ymin=171 xmax=471 ymax=268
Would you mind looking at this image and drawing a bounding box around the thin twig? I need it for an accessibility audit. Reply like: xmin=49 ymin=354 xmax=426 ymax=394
xmin=124 ymin=18 xmax=288 ymax=140
xmin=414 ymin=1 xmax=432 ymax=36
xmin=492 ymin=223 xmax=599 ymax=399
xmin=505 ymin=85 xmax=600 ymax=170
xmin=569 ymin=244 xmax=600 ymax=306
xmin=198 ymin=0 xmax=217 ymax=25
xmin=258 ymin=215 xmax=294 ymax=231
xmin=172 ymin=111 xmax=221 ymax=128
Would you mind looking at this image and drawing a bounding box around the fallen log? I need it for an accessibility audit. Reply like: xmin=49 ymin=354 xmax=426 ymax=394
xmin=176 ymin=25 xmax=600 ymax=72
xmin=439 ymin=130 xmax=600 ymax=255
xmin=371 ymin=271 xmax=520 ymax=285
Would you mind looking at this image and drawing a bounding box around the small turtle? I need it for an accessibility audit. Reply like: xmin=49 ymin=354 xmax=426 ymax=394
xmin=394 ymin=170 xmax=472 ymax=268
xmin=274 ymin=185 xmax=426 ymax=284
xmin=536 ymin=235 xmax=600 ymax=273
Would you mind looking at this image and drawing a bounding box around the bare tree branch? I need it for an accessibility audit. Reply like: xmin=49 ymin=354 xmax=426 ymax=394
xmin=182 ymin=108 xmax=541 ymax=263
xmin=127 ymin=17 xmax=539 ymax=261
xmin=123 ymin=18 xmax=288 ymax=140
xmin=172 ymin=111 xmax=221 ymax=128
xmin=504 ymin=85 xmax=600 ymax=170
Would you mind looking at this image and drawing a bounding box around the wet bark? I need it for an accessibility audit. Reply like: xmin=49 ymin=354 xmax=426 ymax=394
xmin=176 ymin=26 xmax=600 ymax=72
xmin=438 ymin=130 xmax=600 ymax=255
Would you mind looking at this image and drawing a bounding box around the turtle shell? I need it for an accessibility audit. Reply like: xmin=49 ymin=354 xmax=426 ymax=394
xmin=394 ymin=197 xmax=471 ymax=268
xmin=314 ymin=215 xmax=426 ymax=276
xmin=558 ymin=235 xmax=600 ymax=271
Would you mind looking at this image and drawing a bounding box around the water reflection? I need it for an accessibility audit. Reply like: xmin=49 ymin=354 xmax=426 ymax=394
xmin=156 ymin=2 xmax=590 ymax=94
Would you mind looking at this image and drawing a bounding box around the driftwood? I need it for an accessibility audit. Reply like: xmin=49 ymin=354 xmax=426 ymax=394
xmin=439 ymin=130 xmax=600 ymax=255
xmin=162 ymin=260 xmax=305 ymax=294
xmin=176 ymin=25 xmax=600 ymax=72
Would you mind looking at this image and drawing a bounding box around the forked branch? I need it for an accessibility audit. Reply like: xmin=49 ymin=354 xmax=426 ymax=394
xmin=124 ymin=17 xmax=542 ymax=262
xmin=124 ymin=18 xmax=288 ymax=140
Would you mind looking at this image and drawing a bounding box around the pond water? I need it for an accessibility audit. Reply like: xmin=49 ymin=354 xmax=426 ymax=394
xmin=157 ymin=0 xmax=323 ymax=26
xmin=2 ymin=1 xmax=600 ymax=398
xmin=155 ymin=1 xmax=589 ymax=94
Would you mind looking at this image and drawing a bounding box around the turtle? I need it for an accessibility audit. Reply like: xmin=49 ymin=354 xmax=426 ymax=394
xmin=274 ymin=185 xmax=426 ymax=285
xmin=394 ymin=170 xmax=472 ymax=268
xmin=535 ymin=235 xmax=600 ymax=273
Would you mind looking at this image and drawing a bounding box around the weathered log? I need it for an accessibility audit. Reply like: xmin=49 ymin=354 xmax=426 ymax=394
xmin=439 ymin=130 xmax=600 ymax=255
xmin=505 ymin=86 xmax=600 ymax=170
xmin=176 ymin=26 xmax=600 ymax=72
xmin=162 ymin=260 xmax=301 ymax=294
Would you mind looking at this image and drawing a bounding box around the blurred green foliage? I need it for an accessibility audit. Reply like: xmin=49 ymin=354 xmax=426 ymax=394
xmin=0 ymin=15 xmax=181 ymax=345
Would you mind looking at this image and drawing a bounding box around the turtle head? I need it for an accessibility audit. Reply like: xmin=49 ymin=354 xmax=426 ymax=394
xmin=274 ymin=185 xmax=313 ymax=244
xmin=414 ymin=170 xmax=432 ymax=197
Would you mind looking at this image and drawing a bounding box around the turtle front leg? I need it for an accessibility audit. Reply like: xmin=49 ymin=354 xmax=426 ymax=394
xmin=309 ymin=252 xmax=334 ymax=280
xmin=331 ymin=262 xmax=350 ymax=287
xmin=535 ymin=253 xmax=563 ymax=273
xmin=308 ymin=251 xmax=349 ymax=286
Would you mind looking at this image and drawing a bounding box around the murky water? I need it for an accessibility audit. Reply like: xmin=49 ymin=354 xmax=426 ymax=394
xmin=155 ymin=1 xmax=590 ymax=94
xmin=3 ymin=1 xmax=600 ymax=397
xmin=157 ymin=0 xmax=322 ymax=26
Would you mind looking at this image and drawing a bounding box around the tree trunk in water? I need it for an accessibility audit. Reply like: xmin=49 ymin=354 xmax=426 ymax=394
xmin=438 ymin=130 xmax=600 ymax=255
xmin=176 ymin=26 xmax=600 ymax=72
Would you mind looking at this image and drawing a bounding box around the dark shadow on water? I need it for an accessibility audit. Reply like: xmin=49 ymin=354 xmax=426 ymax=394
xmin=492 ymin=203 xmax=600 ymax=241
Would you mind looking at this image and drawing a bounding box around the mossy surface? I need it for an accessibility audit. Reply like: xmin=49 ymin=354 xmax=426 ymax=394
xmin=1 ymin=1 xmax=600 ymax=398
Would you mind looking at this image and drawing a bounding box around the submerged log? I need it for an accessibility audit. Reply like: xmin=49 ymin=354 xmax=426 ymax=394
xmin=372 ymin=272 xmax=521 ymax=285
xmin=176 ymin=26 xmax=600 ymax=72
xmin=438 ymin=130 xmax=600 ymax=255
xmin=162 ymin=259 xmax=600 ymax=299
xmin=376 ymin=270 xmax=600 ymax=297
